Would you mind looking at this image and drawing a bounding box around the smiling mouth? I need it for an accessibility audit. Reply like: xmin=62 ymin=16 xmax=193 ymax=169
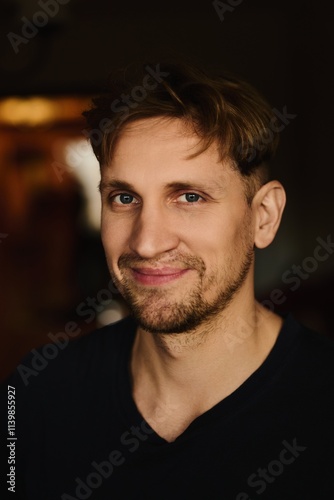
xmin=130 ymin=267 xmax=190 ymax=285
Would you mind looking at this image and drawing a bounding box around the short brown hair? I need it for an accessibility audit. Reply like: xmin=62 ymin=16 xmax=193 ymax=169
xmin=83 ymin=62 xmax=279 ymax=200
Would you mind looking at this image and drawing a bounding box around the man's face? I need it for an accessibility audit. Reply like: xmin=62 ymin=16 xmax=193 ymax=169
xmin=100 ymin=118 xmax=255 ymax=334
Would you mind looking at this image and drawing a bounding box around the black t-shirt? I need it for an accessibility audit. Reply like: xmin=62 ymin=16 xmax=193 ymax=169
xmin=1 ymin=314 xmax=334 ymax=499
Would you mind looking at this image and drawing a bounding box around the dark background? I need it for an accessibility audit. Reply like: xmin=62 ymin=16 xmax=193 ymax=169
xmin=0 ymin=0 xmax=333 ymax=380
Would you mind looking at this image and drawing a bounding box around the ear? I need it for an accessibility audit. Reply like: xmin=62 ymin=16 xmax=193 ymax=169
xmin=252 ymin=180 xmax=286 ymax=249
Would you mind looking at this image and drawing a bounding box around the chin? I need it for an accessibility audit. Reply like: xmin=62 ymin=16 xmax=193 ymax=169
xmin=129 ymin=295 xmax=232 ymax=335
xmin=135 ymin=316 xmax=201 ymax=335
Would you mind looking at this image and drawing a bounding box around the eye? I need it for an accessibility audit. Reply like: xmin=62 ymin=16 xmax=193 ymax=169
xmin=177 ymin=192 xmax=203 ymax=203
xmin=111 ymin=193 xmax=139 ymax=205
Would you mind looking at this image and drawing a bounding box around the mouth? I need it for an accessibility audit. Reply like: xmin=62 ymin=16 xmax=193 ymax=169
xmin=130 ymin=267 xmax=190 ymax=286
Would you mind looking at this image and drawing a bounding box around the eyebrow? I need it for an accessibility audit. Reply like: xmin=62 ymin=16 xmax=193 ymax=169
xmin=163 ymin=181 xmax=223 ymax=194
xmin=99 ymin=179 xmax=225 ymax=195
xmin=99 ymin=179 xmax=134 ymax=193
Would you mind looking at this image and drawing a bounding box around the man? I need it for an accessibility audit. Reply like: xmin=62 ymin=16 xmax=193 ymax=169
xmin=2 ymin=62 xmax=334 ymax=499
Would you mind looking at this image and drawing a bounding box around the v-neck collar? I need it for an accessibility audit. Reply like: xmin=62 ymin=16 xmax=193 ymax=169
xmin=115 ymin=314 xmax=302 ymax=445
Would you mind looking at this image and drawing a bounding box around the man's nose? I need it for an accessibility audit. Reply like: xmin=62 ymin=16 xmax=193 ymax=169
xmin=129 ymin=205 xmax=179 ymax=259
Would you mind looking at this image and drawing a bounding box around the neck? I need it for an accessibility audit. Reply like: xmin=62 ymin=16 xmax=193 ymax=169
xmin=130 ymin=298 xmax=283 ymax=441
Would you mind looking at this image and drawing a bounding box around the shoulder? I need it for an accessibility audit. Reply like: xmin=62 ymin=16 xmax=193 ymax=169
xmin=3 ymin=315 xmax=137 ymax=396
xmin=278 ymin=314 xmax=334 ymax=391
xmin=284 ymin=314 xmax=334 ymax=360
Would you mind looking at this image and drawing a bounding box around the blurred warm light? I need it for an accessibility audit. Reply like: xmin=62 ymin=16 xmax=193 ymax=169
xmin=61 ymin=138 xmax=101 ymax=230
xmin=0 ymin=94 xmax=101 ymax=229
xmin=98 ymin=301 xmax=128 ymax=326
xmin=0 ymin=96 xmax=90 ymax=126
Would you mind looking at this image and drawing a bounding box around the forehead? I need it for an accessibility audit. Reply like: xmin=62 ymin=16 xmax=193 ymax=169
xmin=113 ymin=117 xmax=209 ymax=158
xmin=104 ymin=117 xmax=241 ymax=189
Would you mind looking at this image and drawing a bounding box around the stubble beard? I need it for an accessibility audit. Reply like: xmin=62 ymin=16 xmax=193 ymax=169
xmin=109 ymin=246 xmax=254 ymax=335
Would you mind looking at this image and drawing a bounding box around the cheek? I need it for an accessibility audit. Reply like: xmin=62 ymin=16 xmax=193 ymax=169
xmin=101 ymin=216 xmax=127 ymax=262
xmin=185 ymin=212 xmax=237 ymax=247
xmin=179 ymin=221 xmax=229 ymax=270
xmin=185 ymin=213 xmax=252 ymax=263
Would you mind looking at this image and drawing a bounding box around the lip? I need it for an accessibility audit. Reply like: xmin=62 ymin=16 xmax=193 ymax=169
xmin=131 ymin=267 xmax=190 ymax=285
